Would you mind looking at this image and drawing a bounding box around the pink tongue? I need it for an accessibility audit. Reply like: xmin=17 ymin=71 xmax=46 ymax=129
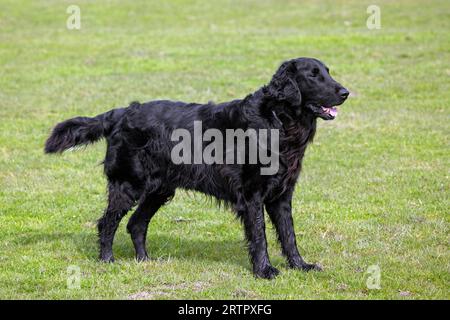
xmin=329 ymin=107 xmax=338 ymax=117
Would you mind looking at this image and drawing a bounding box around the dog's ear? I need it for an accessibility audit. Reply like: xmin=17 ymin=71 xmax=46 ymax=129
xmin=266 ymin=60 xmax=302 ymax=106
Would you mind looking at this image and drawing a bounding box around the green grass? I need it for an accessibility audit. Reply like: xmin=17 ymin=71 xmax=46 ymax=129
xmin=0 ymin=0 xmax=449 ymax=299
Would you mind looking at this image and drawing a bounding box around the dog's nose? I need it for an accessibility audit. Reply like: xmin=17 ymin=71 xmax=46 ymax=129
xmin=339 ymin=88 xmax=349 ymax=99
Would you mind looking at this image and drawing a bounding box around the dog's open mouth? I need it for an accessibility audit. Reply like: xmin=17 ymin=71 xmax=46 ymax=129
xmin=313 ymin=106 xmax=338 ymax=120
xmin=305 ymin=104 xmax=339 ymax=120
xmin=321 ymin=106 xmax=338 ymax=119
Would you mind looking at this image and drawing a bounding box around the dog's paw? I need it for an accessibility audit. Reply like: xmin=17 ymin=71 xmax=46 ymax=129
xmin=135 ymin=254 xmax=150 ymax=262
xmin=293 ymin=262 xmax=323 ymax=272
xmin=254 ymin=265 xmax=280 ymax=279
xmin=99 ymin=255 xmax=115 ymax=263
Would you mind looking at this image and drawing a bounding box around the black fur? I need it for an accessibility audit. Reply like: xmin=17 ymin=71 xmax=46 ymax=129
xmin=45 ymin=57 xmax=348 ymax=279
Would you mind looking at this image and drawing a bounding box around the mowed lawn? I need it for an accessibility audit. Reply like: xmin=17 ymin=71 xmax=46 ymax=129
xmin=0 ymin=0 xmax=448 ymax=299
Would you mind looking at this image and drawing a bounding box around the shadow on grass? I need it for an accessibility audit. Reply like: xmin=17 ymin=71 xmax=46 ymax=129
xmin=117 ymin=233 xmax=249 ymax=268
xmin=15 ymin=231 xmax=249 ymax=268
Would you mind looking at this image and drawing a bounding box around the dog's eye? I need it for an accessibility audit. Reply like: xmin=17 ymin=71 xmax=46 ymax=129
xmin=309 ymin=68 xmax=320 ymax=77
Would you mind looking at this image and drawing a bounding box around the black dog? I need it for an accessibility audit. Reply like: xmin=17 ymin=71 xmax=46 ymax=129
xmin=45 ymin=57 xmax=348 ymax=279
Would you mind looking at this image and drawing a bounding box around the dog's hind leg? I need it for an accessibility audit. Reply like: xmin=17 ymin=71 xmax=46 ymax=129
xmin=97 ymin=181 xmax=135 ymax=262
xmin=127 ymin=190 xmax=175 ymax=261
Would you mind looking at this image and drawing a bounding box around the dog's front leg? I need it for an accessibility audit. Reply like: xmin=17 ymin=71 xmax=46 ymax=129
xmin=265 ymin=191 xmax=322 ymax=271
xmin=237 ymin=193 xmax=279 ymax=279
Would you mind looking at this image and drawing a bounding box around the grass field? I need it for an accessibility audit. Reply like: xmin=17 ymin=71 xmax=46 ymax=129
xmin=0 ymin=0 xmax=449 ymax=299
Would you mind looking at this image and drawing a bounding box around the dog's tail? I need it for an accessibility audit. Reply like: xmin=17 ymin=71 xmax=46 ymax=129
xmin=44 ymin=108 xmax=125 ymax=154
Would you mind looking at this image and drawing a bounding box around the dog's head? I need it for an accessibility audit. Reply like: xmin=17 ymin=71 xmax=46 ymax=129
xmin=266 ymin=57 xmax=349 ymax=120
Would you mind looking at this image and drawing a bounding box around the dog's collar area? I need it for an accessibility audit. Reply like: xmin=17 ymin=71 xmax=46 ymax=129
xmin=272 ymin=111 xmax=283 ymax=126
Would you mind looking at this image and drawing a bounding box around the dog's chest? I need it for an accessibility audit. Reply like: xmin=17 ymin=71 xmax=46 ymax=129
xmin=266 ymin=122 xmax=316 ymax=198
